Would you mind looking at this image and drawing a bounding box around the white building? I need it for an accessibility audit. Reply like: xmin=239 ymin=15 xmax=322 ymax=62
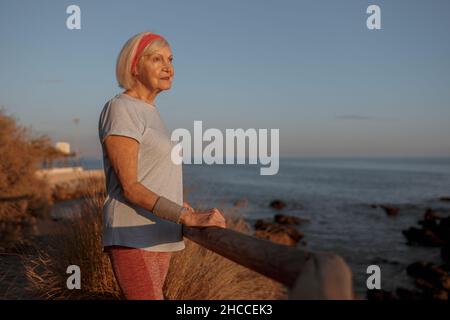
xmin=55 ymin=141 xmax=71 ymax=154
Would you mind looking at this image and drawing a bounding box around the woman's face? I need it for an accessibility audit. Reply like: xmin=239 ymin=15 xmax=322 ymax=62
xmin=135 ymin=45 xmax=174 ymax=92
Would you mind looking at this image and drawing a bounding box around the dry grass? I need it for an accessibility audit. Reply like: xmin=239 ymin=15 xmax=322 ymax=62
xmin=22 ymin=179 xmax=121 ymax=300
xmin=21 ymin=183 xmax=286 ymax=300
xmin=165 ymin=218 xmax=286 ymax=300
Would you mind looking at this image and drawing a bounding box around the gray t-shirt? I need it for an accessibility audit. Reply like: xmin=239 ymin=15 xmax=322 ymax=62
xmin=98 ymin=93 xmax=185 ymax=252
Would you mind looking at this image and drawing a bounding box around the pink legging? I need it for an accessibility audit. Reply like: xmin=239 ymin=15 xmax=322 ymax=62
xmin=105 ymin=245 xmax=172 ymax=300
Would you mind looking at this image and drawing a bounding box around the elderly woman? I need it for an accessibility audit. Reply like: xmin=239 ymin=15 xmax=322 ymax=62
xmin=98 ymin=31 xmax=226 ymax=300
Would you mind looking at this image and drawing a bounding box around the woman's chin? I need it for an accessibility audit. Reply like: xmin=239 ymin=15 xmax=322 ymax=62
xmin=159 ymin=84 xmax=172 ymax=90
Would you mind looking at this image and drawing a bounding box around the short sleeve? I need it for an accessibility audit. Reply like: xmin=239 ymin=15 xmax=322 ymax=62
xmin=99 ymin=99 xmax=145 ymax=144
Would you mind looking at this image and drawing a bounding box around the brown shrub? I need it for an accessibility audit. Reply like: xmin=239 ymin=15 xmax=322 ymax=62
xmin=51 ymin=176 xmax=105 ymax=202
xmin=0 ymin=110 xmax=54 ymax=245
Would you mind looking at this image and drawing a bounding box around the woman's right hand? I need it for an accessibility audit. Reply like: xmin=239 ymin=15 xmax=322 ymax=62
xmin=179 ymin=208 xmax=226 ymax=228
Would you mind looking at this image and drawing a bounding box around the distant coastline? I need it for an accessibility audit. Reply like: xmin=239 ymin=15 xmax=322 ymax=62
xmin=53 ymin=156 xmax=450 ymax=171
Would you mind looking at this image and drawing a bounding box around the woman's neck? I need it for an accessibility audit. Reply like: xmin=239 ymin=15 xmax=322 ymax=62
xmin=124 ymin=85 xmax=159 ymax=106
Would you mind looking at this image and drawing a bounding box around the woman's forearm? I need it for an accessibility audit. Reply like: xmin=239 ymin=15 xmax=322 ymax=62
xmin=122 ymin=181 xmax=160 ymax=213
xmin=122 ymin=181 xmax=184 ymax=223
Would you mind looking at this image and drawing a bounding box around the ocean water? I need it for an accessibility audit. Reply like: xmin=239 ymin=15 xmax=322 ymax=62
xmin=80 ymin=157 xmax=450 ymax=296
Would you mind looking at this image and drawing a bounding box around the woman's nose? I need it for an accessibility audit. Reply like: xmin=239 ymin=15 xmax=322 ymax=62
xmin=162 ymin=60 xmax=172 ymax=71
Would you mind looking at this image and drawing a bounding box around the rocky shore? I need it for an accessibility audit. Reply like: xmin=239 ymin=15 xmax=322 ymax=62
xmin=248 ymin=197 xmax=450 ymax=301
xmin=367 ymin=198 xmax=450 ymax=300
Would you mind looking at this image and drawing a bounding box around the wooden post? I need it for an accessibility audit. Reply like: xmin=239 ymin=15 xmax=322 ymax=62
xmin=182 ymin=226 xmax=354 ymax=300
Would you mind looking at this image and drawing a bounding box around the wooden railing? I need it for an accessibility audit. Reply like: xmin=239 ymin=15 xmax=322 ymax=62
xmin=182 ymin=226 xmax=354 ymax=300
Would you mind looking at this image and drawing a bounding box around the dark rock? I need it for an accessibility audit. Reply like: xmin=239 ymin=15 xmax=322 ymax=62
xmin=269 ymin=199 xmax=286 ymax=210
xmin=418 ymin=219 xmax=439 ymax=230
xmin=402 ymin=227 xmax=446 ymax=247
xmin=424 ymin=209 xmax=441 ymax=221
xmin=439 ymin=197 xmax=450 ymax=202
xmin=254 ymin=220 xmax=304 ymax=246
xmin=407 ymin=261 xmax=450 ymax=291
xmin=413 ymin=279 xmax=448 ymax=300
xmin=414 ymin=277 xmax=435 ymax=291
xmin=419 ymin=229 xmax=446 ymax=246
xmin=402 ymin=227 xmax=423 ymax=245
xmin=436 ymin=217 xmax=450 ymax=243
xmin=369 ymin=204 xmax=378 ymax=209
xmin=380 ymin=205 xmax=400 ymax=216
xmin=281 ymin=226 xmax=304 ymax=242
xmin=419 ymin=209 xmax=441 ymax=229
xmin=274 ymin=213 xmax=308 ymax=225
xmin=254 ymin=219 xmax=272 ymax=230
xmin=442 ymin=276 xmax=450 ymax=291
xmin=405 ymin=211 xmax=450 ymax=247
xmin=440 ymin=216 xmax=450 ymax=228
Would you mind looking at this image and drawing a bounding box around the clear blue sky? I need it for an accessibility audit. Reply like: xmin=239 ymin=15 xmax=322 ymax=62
xmin=1 ymin=0 xmax=449 ymax=158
